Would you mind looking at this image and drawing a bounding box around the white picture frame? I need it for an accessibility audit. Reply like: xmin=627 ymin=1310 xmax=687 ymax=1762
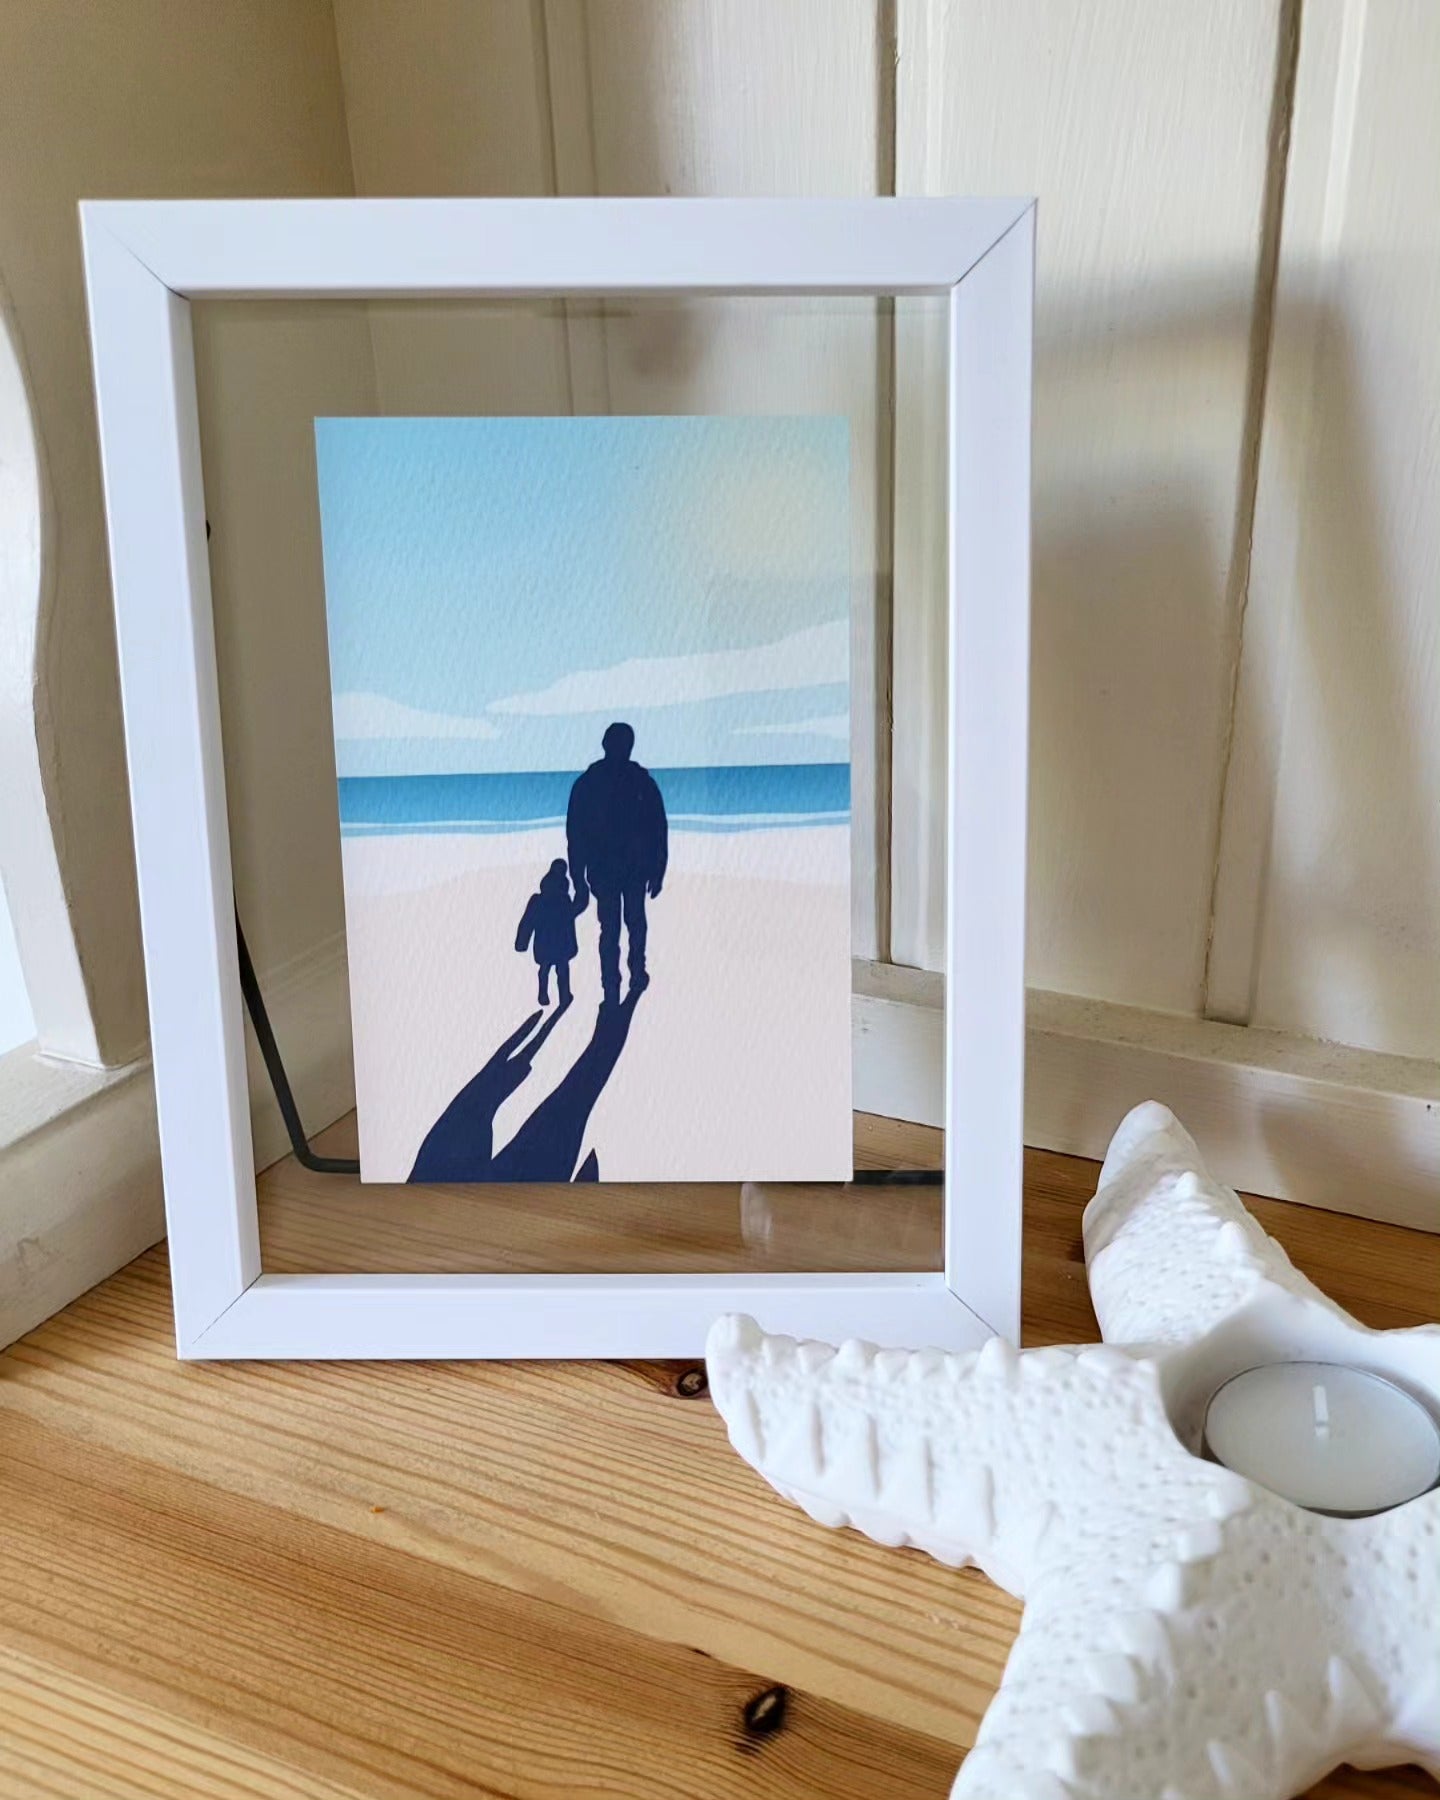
xmin=81 ymin=197 xmax=1034 ymax=1360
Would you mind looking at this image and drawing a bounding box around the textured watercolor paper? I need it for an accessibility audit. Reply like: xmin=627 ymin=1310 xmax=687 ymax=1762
xmin=315 ymin=416 xmax=853 ymax=1184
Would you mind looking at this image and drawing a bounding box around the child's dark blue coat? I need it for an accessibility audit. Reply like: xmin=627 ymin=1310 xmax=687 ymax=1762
xmin=515 ymin=860 xmax=582 ymax=967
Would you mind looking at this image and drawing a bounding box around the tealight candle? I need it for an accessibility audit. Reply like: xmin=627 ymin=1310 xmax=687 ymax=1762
xmin=1202 ymin=1362 xmax=1440 ymax=1516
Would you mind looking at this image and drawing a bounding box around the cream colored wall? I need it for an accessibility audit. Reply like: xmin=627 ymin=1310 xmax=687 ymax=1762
xmin=4 ymin=0 xmax=1433 ymax=1084
xmin=193 ymin=300 xmax=376 ymax=980
xmin=0 ymin=0 xmax=357 ymax=1061
xmin=175 ymin=0 xmax=1440 ymax=1073
xmin=330 ymin=0 xmax=891 ymax=959
xmin=1209 ymin=0 xmax=1440 ymax=1062
xmin=894 ymin=0 xmax=1288 ymax=1010
xmin=0 ymin=285 xmax=99 ymax=1062
xmin=332 ymin=0 xmax=571 ymax=421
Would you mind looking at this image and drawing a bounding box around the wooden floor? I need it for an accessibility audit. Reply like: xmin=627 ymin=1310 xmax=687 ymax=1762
xmin=0 ymin=1118 xmax=1436 ymax=1799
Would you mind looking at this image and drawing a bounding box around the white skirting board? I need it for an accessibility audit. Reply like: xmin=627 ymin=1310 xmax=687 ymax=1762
xmin=4 ymin=942 xmax=1436 ymax=1349
xmin=0 ymin=931 xmax=355 ymax=1349
xmin=0 ymin=1047 xmax=162 ymax=1349
xmin=855 ymin=962 xmax=1440 ymax=1233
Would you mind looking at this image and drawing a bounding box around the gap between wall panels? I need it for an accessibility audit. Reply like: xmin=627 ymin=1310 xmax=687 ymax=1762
xmin=530 ymin=0 xmax=899 ymax=962
xmin=1202 ymin=0 xmax=1305 ymax=1025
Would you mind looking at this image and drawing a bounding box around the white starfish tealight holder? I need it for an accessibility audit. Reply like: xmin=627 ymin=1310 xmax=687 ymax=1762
xmin=706 ymin=1102 xmax=1440 ymax=1800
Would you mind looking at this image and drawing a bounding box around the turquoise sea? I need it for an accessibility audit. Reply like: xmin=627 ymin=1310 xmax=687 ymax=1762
xmin=337 ymin=764 xmax=851 ymax=839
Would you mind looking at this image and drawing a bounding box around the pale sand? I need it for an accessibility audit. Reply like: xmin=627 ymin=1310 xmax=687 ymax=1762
xmin=341 ymin=825 xmax=852 ymax=1183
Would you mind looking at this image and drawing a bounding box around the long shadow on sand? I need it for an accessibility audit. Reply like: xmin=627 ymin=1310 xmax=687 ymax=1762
xmin=408 ymin=990 xmax=641 ymax=1184
xmin=408 ymin=1003 xmax=568 ymax=1182
xmin=490 ymin=990 xmax=640 ymax=1181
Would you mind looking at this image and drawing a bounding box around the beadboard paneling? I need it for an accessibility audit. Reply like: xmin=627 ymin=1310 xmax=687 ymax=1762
xmin=893 ymin=0 xmax=1286 ymax=1014
xmin=332 ymin=0 xmax=888 ymax=956
xmin=1213 ymin=0 xmax=1440 ymax=1060
xmin=551 ymin=0 xmax=889 ymax=958
xmin=332 ymin=0 xmax=572 ymax=418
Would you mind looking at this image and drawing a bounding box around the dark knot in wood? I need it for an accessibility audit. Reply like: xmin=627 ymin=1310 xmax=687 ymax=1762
xmin=741 ymin=1684 xmax=788 ymax=1739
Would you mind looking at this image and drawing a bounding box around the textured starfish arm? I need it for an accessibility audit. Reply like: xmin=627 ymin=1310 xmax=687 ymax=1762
xmin=948 ymin=1532 xmax=1433 ymax=1800
xmin=1082 ymin=1102 xmax=1352 ymax=1350
xmin=950 ymin=1560 xmax=1218 ymax=1800
xmin=710 ymin=1104 xmax=1440 ymax=1800
xmin=1085 ymin=1102 xmax=1440 ymax=1421
xmin=706 ymin=1314 xmax=1165 ymax=1594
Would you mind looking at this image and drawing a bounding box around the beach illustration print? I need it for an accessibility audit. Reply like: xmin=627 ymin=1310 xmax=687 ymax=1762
xmin=316 ymin=414 xmax=853 ymax=1184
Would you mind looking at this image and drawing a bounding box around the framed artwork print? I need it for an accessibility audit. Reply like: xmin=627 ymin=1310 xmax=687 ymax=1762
xmin=316 ymin=413 xmax=853 ymax=1187
xmin=81 ymin=196 xmax=1034 ymax=1360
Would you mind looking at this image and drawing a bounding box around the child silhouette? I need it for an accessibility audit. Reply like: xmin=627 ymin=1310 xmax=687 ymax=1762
xmin=515 ymin=858 xmax=585 ymax=1007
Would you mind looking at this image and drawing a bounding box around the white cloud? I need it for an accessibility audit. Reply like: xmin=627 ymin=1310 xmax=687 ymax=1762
xmin=488 ymin=619 xmax=847 ymax=718
xmin=733 ymin=712 xmax=850 ymax=741
xmin=332 ymin=691 xmax=501 ymax=741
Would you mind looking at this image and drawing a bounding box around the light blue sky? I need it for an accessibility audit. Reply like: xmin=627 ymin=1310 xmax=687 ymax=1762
xmin=315 ymin=415 xmax=851 ymax=777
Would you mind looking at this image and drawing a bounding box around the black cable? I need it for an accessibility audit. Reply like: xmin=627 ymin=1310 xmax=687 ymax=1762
xmin=235 ymin=906 xmax=360 ymax=1175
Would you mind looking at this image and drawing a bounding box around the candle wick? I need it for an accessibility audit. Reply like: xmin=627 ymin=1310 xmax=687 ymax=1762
xmin=1313 ymin=1383 xmax=1331 ymax=1434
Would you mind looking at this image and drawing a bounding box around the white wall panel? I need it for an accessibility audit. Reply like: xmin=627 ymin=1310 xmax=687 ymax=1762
xmin=193 ymin=301 xmax=376 ymax=977
xmin=0 ymin=0 xmax=357 ymax=1060
xmin=546 ymin=0 xmax=889 ymax=959
xmin=893 ymin=0 xmax=1284 ymax=1014
xmin=1224 ymin=0 xmax=1440 ymax=1060
xmin=0 ymin=884 xmax=33 ymax=1056
xmin=331 ymin=0 xmax=572 ymax=417
xmin=205 ymin=0 xmax=1440 ymax=1083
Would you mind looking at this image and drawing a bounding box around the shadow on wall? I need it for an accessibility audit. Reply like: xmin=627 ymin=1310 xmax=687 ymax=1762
xmin=1024 ymin=273 xmax=1261 ymax=1011
xmin=1026 ymin=263 xmax=1435 ymax=1071
xmin=898 ymin=271 xmax=1269 ymax=994
xmin=1027 ymin=273 xmax=1438 ymax=1198
xmin=1027 ymin=500 xmax=1223 ymax=1008
xmin=1251 ymin=295 xmax=1440 ymax=1209
xmin=1248 ymin=296 xmax=1438 ymax=1062
xmin=1025 ymin=273 xmax=1436 ymax=1205
xmin=0 ymin=287 xmax=110 ymax=1064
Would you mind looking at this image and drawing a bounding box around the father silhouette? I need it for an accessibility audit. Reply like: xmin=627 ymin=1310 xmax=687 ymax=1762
xmin=566 ymin=722 xmax=668 ymax=1004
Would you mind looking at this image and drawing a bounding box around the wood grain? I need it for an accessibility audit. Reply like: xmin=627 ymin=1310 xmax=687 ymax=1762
xmin=0 ymin=1646 xmax=363 ymax=1800
xmin=0 ymin=1412 xmax=956 ymax=1799
xmin=0 ymin=1122 xmax=1433 ymax=1798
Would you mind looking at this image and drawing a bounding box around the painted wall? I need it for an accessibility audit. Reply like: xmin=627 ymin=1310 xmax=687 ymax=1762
xmin=893 ymin=0 xmax=1286 ymax=1013
xmin=194 ymin=299 xmax=376 ymax=984
xmin=0 ymin=0 xmax=357 ymax=1061
xmin=1210 ymin=0 xmax=1440 ymax=1061
xmin=0 ymin=884 xmax=34 ymax=1056
xmin=330 ymin=0 xmax=892 ymax=960
xmin=1 ymin=0 xmax=1433 ymax=1083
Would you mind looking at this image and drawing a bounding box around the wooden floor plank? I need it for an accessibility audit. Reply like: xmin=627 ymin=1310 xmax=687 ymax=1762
xmin=0 ymin=1121 xmax=1434 ymax=1798
xmin=0 ymin=1412 xmax=955 ymax=1800
xmin=0 ymin=1254 xmax=1020 ymax=1748
xmin=0 ymin=1647 xmax=364 ymax=1800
